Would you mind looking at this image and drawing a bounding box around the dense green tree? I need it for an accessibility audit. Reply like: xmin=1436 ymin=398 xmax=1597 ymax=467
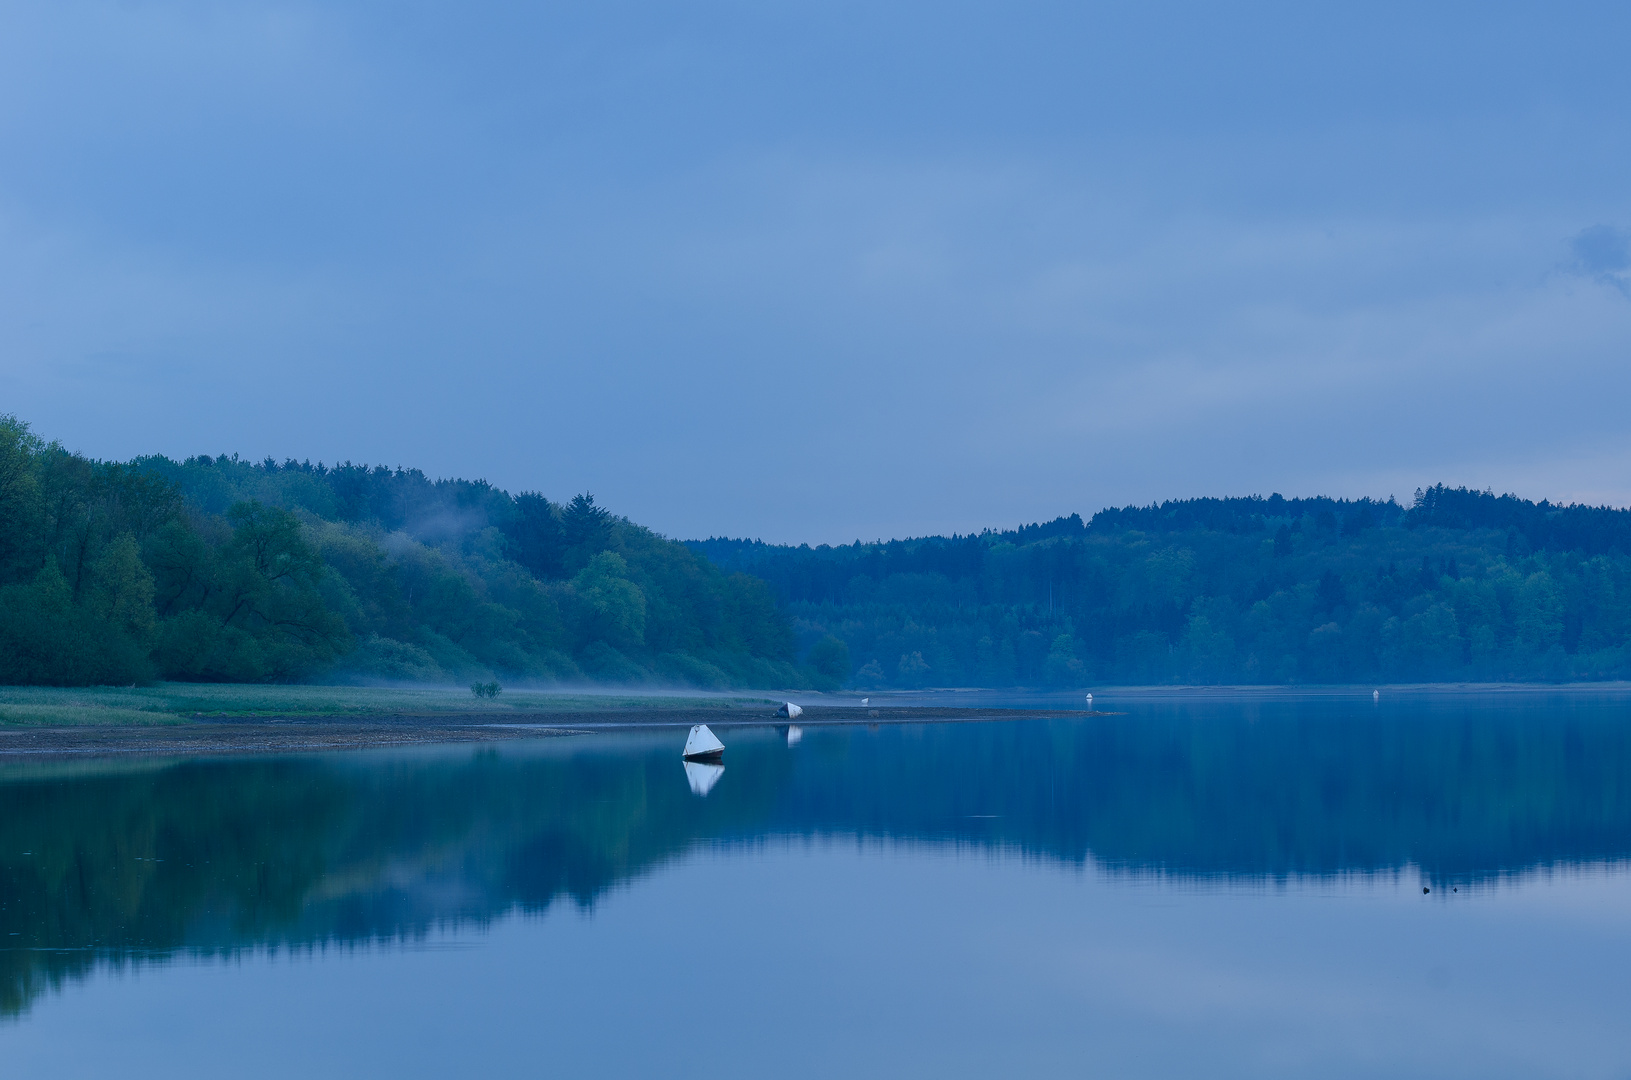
xmin=505 ymin=492 xmax=565 ymax=578
xmin=0 ymin=416 xmax=807 ymax=688
xmin=693 ymin=489 xmax=1631 ymax=687
xmin=0 ymin=563 xmax=152 ymax=684
xmin=806 ymin=635 xmax=851 ymax=690
xmin=561 ymin=493 xmax=614 ymax=574
xmin=572 ymin=552 xmax=647 ymax=650
xmin=0 ymin=416 xmax=43 ymax=581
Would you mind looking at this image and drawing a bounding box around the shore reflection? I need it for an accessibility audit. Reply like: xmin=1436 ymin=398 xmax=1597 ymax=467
xmin=1 ymin=696 xmax=1629 ymax=1017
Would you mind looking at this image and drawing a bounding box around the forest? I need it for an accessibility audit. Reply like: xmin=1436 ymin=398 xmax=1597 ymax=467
xmin=0 ymin=416 xmax=801 ymax=688
xmin=8 ymin=406 xmax=1631 ymax=690
xmin=690 ymin=487 xmax=1631 ymax=687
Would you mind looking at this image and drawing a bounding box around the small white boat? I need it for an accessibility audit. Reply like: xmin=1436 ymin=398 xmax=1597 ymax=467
xmin=682 ymin=724 xmax=724 ymax=761
xmin=684 ymin=760 xmax=724 ymax=796
xmin=776 ymin=702 xmax=803 ymax=719
xmin=786 ymin=724 xmax=803 ymax=747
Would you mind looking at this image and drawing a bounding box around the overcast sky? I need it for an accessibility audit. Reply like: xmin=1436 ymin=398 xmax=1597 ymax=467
xmin=2 ymin=1 xmax=1628 ymax=543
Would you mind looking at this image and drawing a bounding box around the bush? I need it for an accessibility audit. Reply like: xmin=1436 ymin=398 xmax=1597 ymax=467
xmin=806 ymin=635 xmax=851 ymax=691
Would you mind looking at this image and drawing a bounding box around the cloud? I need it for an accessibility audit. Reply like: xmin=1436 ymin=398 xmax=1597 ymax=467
xmin=5 ymin=2 xmax=1631 ymax=542
xmin=1569 ymin=225 xmax=1631 ymax=296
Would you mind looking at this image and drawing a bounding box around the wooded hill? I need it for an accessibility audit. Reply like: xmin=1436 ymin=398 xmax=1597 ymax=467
xmin=0 ymin=416 xmax=801 ymax=688
xmin=10 ymin=404 xmax=1631 ymax=690
xmin=690 ymin=487 xmax=1631 ymax=686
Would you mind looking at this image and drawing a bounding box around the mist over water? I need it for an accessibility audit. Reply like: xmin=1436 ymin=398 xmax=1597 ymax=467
xmin=1 ymin=692 xmax=1629 ymax=1076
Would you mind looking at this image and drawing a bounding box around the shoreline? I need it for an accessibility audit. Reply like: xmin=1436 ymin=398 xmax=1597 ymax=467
xmin=11 ymin=677 xmax=1628 ymax=761
xmin=0 ymin=706 xmax=1105 ymax=760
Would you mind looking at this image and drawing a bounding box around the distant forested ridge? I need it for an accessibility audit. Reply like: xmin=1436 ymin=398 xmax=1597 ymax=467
xmin=0 ymin=416 xmax=798 ymax=687
xmin=690 ymin=487 xmax=1631 ymax=687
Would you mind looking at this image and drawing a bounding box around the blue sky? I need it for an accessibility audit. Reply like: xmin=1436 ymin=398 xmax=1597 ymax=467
xmin=2 ymin=1 xmax=1628 ymax=543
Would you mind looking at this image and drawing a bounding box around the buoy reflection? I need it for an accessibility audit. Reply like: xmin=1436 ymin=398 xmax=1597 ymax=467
xmin=684 ymin=759 xmax=724 ymax=797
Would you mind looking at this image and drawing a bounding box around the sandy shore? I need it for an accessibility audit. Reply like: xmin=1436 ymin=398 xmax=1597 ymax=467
xmin=0 ymin=705 xmax=1102 ymax=759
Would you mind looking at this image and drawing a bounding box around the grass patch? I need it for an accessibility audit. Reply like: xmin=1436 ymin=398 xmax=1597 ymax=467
xmin=0 ymin=684 xmax=779 ymax=725
xmin=0 ymin=703 xmax=187 ymax=726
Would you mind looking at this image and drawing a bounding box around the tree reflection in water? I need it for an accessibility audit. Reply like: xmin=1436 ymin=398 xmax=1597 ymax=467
xmin=1 ymin=697 xmax=1629 ymax=1017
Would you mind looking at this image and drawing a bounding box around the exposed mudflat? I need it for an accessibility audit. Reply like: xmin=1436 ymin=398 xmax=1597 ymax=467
xmin=0 ymin=705 xmax=1107 ymax=759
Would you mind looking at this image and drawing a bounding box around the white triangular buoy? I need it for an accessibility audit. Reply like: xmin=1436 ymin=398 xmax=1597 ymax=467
xmin=776 ymin=702 xmax=803 ymax=719
xmin=861 ymin=697 xmax=869 ymax=706
xmin=682 ymin=724 xmax=724 ymax=761
xmin=786 ymin=724 xmax=803 ymax=747
xmin=684 ymin=760 xmax=724 ymax=796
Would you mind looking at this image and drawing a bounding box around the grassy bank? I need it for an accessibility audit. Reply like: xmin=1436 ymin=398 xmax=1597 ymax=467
xmin=0 ymin=684 xmax=778 ymax=726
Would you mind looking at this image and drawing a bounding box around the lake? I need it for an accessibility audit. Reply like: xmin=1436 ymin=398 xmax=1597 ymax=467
xmin=1 ymin=689 xmax=1629 ymax=1078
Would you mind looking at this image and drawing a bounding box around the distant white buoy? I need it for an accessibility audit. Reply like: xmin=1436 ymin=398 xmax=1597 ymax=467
xmin=1086 ymin=693 xmax=1093 ymax=706
xmin=776 ymin=702 xmax=803 ymax=719
xmin=786 ymin=724 xmax=803 ymax=747
xmin=1373 ymin=689 xmax=1380 ymax=702
xmin=684 ymin=760 xmax=724 ymax=796
xmin=861 ymin=697 xmax=869 ymax=706
xmin=682 ymin=724 xmax=724 ymax=761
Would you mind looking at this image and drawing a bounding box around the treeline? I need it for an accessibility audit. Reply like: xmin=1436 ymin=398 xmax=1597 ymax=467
xmin=0 ymin=416 xmax=801 ymax=687
xmin=691 ymin=487 xmax=1631 ymax=686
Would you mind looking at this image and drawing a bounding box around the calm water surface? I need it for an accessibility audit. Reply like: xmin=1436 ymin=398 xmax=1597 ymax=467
xmin=2 ymin=691 xmax=1630 ymax=1078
